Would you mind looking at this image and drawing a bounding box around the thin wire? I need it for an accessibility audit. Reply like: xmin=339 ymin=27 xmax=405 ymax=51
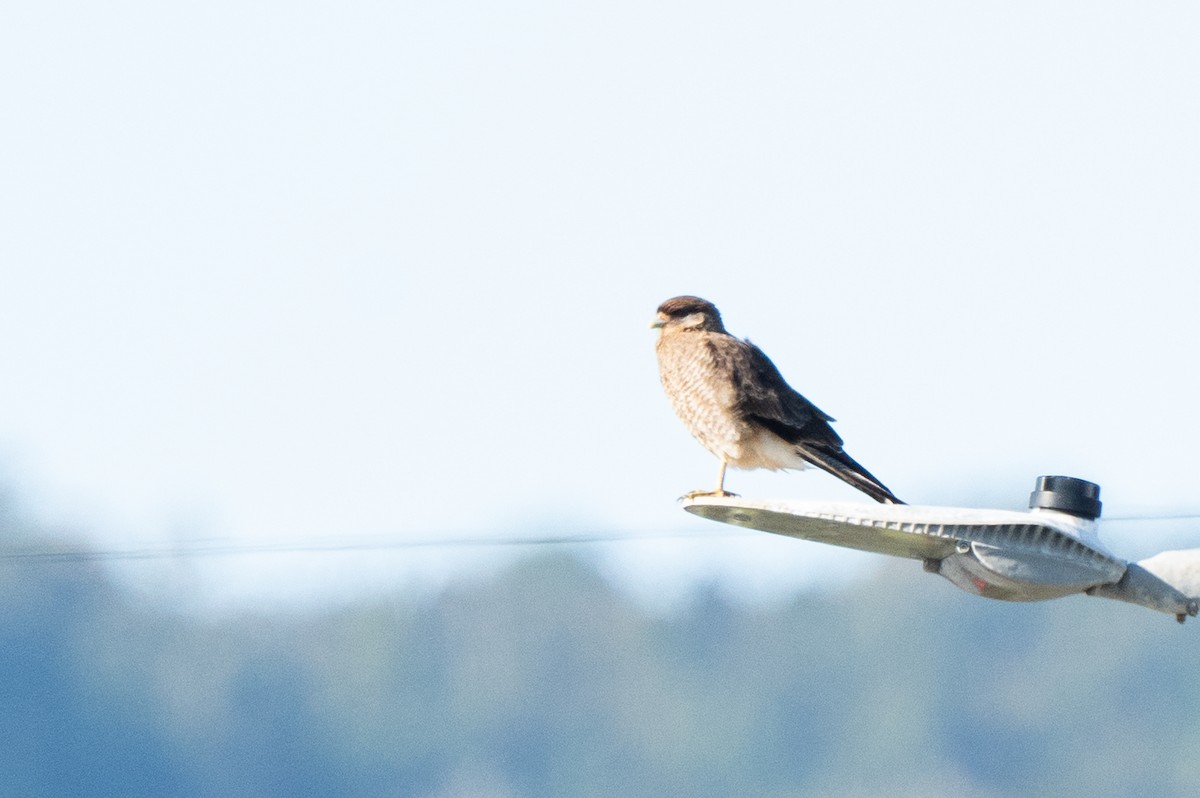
xmin=0 ymin=528 xmax=755 ymax=564
xmin=3 ymin=511 xmax=1196 ymax=565
xmin=1105 ymin=513 xmax=1200 ymax=522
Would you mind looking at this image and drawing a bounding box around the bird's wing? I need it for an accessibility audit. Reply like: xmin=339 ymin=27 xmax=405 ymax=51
xmin=713 ymin=334 xmax=902 ymax=504
xmin=723 ymin=336 xmax=902 ymax=504
xmin=722 ymin=336 xmax=843 ymax=448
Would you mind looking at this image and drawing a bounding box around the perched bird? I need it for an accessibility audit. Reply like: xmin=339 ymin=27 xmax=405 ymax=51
xmin=652 ymin=295 xmax=902 ymax=503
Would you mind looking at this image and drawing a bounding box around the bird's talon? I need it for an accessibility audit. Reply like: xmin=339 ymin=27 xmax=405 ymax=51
xmin=679 ymin=489 xmax=740 ymax=501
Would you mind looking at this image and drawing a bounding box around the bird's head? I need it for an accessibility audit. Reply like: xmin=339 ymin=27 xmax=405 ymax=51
xmin=651 ymin=296 xmax=727 ymax=334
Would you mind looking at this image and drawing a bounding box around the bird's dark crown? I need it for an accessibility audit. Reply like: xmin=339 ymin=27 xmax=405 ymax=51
xmin=656 ymin=296 xmax=726 ymax=329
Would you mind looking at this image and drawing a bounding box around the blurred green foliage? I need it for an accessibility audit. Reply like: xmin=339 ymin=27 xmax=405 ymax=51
xmin=2 ymin=511 xmax=1198 ymax=798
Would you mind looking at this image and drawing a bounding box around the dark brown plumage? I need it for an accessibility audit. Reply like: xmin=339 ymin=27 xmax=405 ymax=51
xmin=652 ymin=295 xmax=902 ymax=503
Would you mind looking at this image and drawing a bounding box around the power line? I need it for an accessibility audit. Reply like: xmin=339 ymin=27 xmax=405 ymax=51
xmin=1105 ymin=513 xmax=1200 ymax=522
xmin=2 ymin=511 xmax=1196 ymax=565
xmin=0 ymin=528 xmax=754 ymax=564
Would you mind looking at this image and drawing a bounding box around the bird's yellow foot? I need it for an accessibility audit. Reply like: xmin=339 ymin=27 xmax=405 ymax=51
xmin=678 ymin=489 xmax=740 ymax=501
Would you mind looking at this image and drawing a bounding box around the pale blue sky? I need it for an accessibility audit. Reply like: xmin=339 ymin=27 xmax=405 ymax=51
xmin=3 ymin=1 xmax=1199 ymax=607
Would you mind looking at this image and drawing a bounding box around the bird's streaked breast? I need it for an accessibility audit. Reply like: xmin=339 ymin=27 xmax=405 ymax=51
xmin=655 ymin=332 xmax=749 ymax=463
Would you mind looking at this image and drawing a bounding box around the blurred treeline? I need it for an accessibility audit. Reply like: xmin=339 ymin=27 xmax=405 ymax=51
xmin=2 ymin=502 xmax=1199 ymax=798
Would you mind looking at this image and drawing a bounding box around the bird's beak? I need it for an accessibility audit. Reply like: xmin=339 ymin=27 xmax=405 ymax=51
xmin=649 ymin=317 xmax=665 ymax=330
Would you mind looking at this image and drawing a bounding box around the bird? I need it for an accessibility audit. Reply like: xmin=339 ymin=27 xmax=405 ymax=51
xmin=652 ymin=295 xmax=902 ymax=504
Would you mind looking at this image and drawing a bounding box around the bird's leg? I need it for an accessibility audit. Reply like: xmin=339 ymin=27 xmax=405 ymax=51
xmin=714 ymin=460 xmax=728 ymax=493
xmin=680 ymin=460 xmax=739 ymax=500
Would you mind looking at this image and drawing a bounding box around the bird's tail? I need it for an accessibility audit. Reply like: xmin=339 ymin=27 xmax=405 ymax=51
xmin=799 ymin=445 xmax=904 ymax=505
